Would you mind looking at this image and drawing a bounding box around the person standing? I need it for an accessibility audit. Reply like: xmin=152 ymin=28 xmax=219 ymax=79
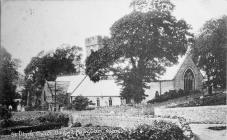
xmin=9 ymin=105 xmax=12 ymax=111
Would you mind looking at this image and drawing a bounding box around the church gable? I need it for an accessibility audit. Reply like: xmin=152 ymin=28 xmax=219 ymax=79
xmin=174 ymin=54 xmax=203 ymax=91
xmin=145 ymin=53 xmax=203 ymax=102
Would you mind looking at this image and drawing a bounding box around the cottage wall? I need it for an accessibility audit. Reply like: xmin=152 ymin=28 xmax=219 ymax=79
xmin=144 ymin=82 xmax=159 ymax=102
xmin=144 ymin=80 xmax=174 ymax=102
xmin=174 ymin=55 xmax=203 ymax=91
xmin=160 ymin=80 xmax=174 ymax=94
xmin=71 ymin=96 xmax=122 ymax=107
xmin=88 ymin=96 xmax=121 ymax=106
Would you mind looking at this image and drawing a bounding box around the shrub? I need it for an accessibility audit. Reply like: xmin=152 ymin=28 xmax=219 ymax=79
xmin=0 ymin=119 xmax=15 ymax=128
xmin=72 ymin=95 xmax=94 ymax=111
xmin=147 ymin=89 xmax=200 ymax=103
xmin=0 ymin=112 xmax=70 ymax=135
xmin=0 ymin=106 xmax=12 ymax=120
xmin=0 ymin=123 xmax=62 ymax=135
xmin=66 ymin=103 xmax=73 ymax=110
xmin=208 ymin=126 xmax=226 ymax=130
xmin=0 ymin=106 xmax=12 ymax=129
xmin=1 ymin=126 xmax=129 ymax=139
xmin=71 ymin=122 xmax=81 ymax=127
xmin=171 ymin=92 xmax=226 ymax=107
xmin=37 ymin=112 xmax=69 ymax=127
xmin=84 ymin=123 xmax=93 ymax=127
xmin=129 ymin=121 xmax=184 ymax=140
xmin=1 ymin=122 xmax=185 ymax=140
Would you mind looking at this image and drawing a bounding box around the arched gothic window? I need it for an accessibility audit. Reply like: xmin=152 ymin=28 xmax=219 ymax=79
xmin=184 ymin=69 xmax=195 ymax=91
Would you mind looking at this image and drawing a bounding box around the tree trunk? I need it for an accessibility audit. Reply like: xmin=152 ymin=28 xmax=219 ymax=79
xmin=207 ymin=75 xmax=212 ymax=95
xmin=208 ymin=85 xmax=212 ymax=95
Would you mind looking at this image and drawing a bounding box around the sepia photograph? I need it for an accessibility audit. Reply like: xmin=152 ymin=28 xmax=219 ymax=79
xmin=0 ymin=0 xmax=226 ymax=139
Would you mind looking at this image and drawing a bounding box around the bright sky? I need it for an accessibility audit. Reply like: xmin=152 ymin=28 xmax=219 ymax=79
xmin=1 ymin=0 xmax=227 ymax=73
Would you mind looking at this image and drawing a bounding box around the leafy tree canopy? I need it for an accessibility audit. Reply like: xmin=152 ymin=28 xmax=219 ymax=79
xmin=86 ymin=10 xmax=192 ymax=103
xmin=0 ymin=47 xmax=19 ymax=106
xmin=130 ymin=0 xmax=175 ymax=13
xmin=72 ymin=95 xmax=94 ymax=111
xmin=192 ymin=15 xmax=227 ymax=90
xmin=24 ymin=45 xmax=83 ymax=106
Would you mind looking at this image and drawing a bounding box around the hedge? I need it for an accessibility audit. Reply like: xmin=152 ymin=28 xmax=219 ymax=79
xmin=1 ymin=121 xmax=185 ymax=140
xmin=0 ymin=123 xmax=62 ymax=135
xmin=0 ymin=111 xmax=70 ymax=135
xmin=148 ymin=89 xmax=201 ymax=103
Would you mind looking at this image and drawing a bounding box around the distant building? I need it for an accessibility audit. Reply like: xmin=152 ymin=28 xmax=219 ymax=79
xmin=85 ymin=35 xmax=103 ymax=57
xmin=41 ymin=75 xmax=123 ymax=109
xmin=41 ymin=80 xmax=71 ymax=111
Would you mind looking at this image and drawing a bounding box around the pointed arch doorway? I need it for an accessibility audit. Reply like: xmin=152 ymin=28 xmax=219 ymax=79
xmin=184 ymin=69 xmax=195 ymax=91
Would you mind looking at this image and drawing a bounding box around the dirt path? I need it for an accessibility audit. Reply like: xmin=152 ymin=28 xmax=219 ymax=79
xmin=190 ymin=124 xmax=226 ymax=140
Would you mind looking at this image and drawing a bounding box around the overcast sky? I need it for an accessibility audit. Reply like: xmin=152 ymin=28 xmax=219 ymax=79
xmin=1 ymin=0 xmax=227 ymax=73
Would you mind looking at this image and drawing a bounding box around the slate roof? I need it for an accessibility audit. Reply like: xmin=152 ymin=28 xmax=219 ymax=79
xmin=70 ymin=77 xmax=121 ymax=97
xmin=56 ymin=75 xmax=121 ymax=97
xmin=44 ymin=81 xmax=71 ymax=97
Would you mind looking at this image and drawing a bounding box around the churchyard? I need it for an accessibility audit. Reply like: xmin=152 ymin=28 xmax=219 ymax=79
xmin=1 ymin=0 xmax=226 ymax=139
xmin=1 ymin=90 xmax=226 ymax=140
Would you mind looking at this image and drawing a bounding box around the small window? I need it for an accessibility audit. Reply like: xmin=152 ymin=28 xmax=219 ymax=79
xmin=109 ymin=97 xmax=112 ymax=106
xmin=44 ymin=91 xmax=46 ymax=101
xmin=120 ymin=97 xmax=125 ymax=105
xmin=96 ymin=98 xmax=100 ymax=107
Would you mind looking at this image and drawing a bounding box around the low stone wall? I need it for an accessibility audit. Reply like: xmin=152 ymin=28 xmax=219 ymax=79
xmin=64 ymin=112 xmax=193 ymax=139
xmin=154 ymin=105 xmax=227 ymax=124
xmin=71 ymin=114 xmax=179 ymax=129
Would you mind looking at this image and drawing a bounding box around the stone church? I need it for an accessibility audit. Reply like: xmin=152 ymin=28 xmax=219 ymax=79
xmin=41 ymin=36 xmax=203 ymax=109
xmin=143 ymin=52 xmax=204 ymax=102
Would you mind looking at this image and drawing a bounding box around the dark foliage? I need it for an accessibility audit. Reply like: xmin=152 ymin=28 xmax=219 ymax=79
xmin=129 ymin=121 xmax=184 ymax=140
xmin=72 ymin=95 xmax=94 ymax=111
xmin=37 ymin=112 xmax=69 ymax=127
xmin=71 ymin=122 xmax=82 ymax=127
xmin=192 ymin=15 xmax=227 ymax=93
xmin=0 ymin=111 xmax=69 ymax=134
xmin=0 ymin=106 xmax=12 ymax=120
xmin=147 ymin=89 xmax=201 ymax=103
xmin=0 ymin=47 xmax=18 ymax=107
xmin=1 ymin=121 xmax=184 ymax=140
xmin=84 ymin=123 xmax=93 ymax=127
xmin=24 ymin=45 xmax=82 ymax=107
xmin=208 ymin=126 xmax=226 ymax=131
xmin=130 ymin=0 xmax=175 ymax=13
xmin=0 ymin=119 xmax=14 ymax=128
xmin=171 ymin=92 xmax=226 ymax=107
xmin=86 ymin=10 xmax=192 ymax=103
xmin=0 ymin=123 xmax=62 ymax=135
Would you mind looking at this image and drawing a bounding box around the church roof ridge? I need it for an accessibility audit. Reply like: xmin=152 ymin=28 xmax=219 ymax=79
xmin=158 ymin=53 xmax=189 ymax=81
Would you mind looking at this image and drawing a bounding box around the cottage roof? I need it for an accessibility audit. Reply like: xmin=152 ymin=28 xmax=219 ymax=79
xmin=56 ymin=75 xmax=86 ymax=93
xmin=45 ymin=81 xmax=70 ymax=96
xmin=56 ymin=75 xmax=121 ymax=97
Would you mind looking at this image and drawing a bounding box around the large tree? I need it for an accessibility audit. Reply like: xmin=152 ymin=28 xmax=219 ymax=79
xmin=24 ymin=45 xmax=82 ymax=107
xmin=86 ymin=9 xmax=192 ymax=103
xmin=0 ymin=47 xmax=19 ymax=107
xmin=130 ymin=0 xmax=175 ymax=13
xmin=192 ymin=16 xmax=227 ymax=93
